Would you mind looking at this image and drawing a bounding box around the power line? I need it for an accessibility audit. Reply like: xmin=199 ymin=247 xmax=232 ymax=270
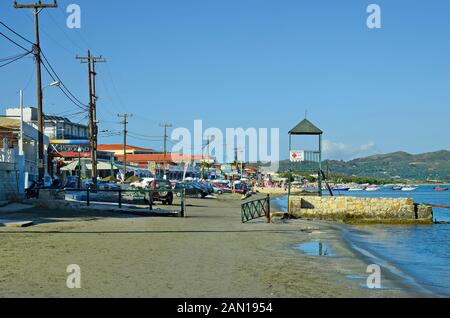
xmin=0 ymin=30 xmax=31 ymax=52
xmin=0 ymin=20 xmax=34 ymax=45
xmin=127 ymin=134 xmax=164 ymax=142
xmin=40 ymin=59 xmax=87 ymax=111
xmin=41 ymin=50 xmax=88 ymax=109
xmin=127 ymin=130 xmax=164 ymax=139
xmin=0 ymin=51 xmax=30 ymax=62
xmin=0 ymin=50 xmax=32 ymax=68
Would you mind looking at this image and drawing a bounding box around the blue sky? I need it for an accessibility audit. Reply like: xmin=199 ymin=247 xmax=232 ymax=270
xmin=1 ymin=0 xmax=449 ymax=161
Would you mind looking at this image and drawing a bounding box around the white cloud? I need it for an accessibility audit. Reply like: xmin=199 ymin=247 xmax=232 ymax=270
xmin=322 ymin=140 xmax=377 ymax=161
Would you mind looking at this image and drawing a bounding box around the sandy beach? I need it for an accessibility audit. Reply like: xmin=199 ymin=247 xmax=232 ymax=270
xmin=0 ymin=194 xmax=421 ymax=298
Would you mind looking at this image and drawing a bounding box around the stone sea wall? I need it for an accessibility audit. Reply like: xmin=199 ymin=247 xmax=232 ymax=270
xmin=289 ymin=196 xmax=433 ymax=224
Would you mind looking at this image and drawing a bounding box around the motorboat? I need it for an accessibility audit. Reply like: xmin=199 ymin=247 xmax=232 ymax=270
xmin=332 ymin=187 xmax=350 ymax=192
xmin=433 ymin=187 xmax=449 ymax=192
xmin=348 ymin=187 xmax=364 ymax=191
xmin=401 ymin=187 xmax=417 ymax=191
xmin=365 ymin=186 xmax=380 ymax=191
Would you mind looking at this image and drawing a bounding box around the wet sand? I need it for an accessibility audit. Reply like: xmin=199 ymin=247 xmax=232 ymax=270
xmin=0 ymin=194 xmax=420 ymax=298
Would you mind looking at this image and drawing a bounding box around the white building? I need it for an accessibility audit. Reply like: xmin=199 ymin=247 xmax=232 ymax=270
xmin=0 ymin=117 xmax=49 ymax=195
xmin=6 ymin=107 xmax=89 ymax=140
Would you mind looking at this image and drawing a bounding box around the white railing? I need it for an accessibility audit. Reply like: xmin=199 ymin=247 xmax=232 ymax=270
xmin=0 ymin=149 xmax=16 ymax=163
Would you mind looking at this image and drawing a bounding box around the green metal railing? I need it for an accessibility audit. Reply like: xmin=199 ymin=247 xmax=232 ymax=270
xmin=241 ymin=195 xmax=271 ymax=223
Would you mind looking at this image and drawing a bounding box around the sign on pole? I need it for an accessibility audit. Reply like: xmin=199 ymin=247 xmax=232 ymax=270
xmin=290 ymin=150 xmax=305 ymax=162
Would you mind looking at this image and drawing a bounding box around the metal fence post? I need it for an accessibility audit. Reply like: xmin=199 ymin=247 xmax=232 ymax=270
xmin=87 ymin=189 xmax=90 ymax=207
xmin=149 ymin=190 xmax=153 ymax=211
xmin=181 ymin=189 xmax=186 ymax=217
xmin=118 ymin=189 xmax=122 ymax=209
xmin=266 ymin=194 xmax=271 ymax=223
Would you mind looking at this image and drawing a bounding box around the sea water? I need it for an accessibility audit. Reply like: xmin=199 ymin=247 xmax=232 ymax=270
xmin=273 ymin=186 xmax=450 ymax=297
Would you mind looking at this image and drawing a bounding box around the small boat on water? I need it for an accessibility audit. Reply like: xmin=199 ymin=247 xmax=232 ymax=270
xmin=332 ymin=187 xmax=350 ymax=192
xmin=365 ymin=186 xmax=380 ymax=192
xmin=348 ymin=188 xmax=364 ymax=192
xmin=433 ymin=187 xmax=449 ymax=192
xmin=392 ymin=186 xmax=403 ymax=191
xmin=401 ymin=187 xmax=417 ymax=192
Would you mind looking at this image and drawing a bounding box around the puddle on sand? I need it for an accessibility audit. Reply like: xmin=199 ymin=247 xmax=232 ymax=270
xmin=294 ymin=242 xmax=334 ymax=256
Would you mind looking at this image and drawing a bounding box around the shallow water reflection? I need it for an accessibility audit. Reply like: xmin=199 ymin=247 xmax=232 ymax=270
xmin=295 ymin=242 xmax=334 ymax=256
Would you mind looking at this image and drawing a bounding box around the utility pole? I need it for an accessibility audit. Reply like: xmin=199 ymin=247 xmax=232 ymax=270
xmin=118 ymin=114 xmax=132 ymax=181
xmin=160 ymin=123 xmax=172 ymax=178
xmin=14 ymin=0 xmax=58 ymax=181
xmin=76 ymin=50 xmax=106 ymax=187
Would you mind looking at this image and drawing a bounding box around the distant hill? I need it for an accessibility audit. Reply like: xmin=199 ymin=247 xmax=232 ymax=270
xmin=278 ymin=150 xmax=450 ymax=182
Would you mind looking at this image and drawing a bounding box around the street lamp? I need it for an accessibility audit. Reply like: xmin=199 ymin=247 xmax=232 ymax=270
xmin=77 ymin=146 xmax=82 ymax=189
xmin=45 ymin=81 xmax=61 ymax=89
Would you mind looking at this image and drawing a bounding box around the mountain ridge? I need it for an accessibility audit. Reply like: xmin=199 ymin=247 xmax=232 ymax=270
xmin=278 ymin=150 xmax=450 ymax=181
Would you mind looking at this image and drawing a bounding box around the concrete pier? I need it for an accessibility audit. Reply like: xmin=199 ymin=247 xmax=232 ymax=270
xmin=289 ymin=196 xmax=433 ymax=224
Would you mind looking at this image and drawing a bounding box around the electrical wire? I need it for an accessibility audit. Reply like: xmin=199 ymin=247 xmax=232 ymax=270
xmin=40 ymin=50 xmax=89 ymax=109
xmin=0 ymin=30 xmax=31 ymax=52
xmin=0 ymin=20 xmax=34 ymax=45
xmin=40 ymin=60 xmax=88 ymax=111
xmin=0 ymin=50 xmax=32 ymax=68
xmin=0 ymin=51 xmax=30 ymax=62
xmin=127 ymin=131 xmax=164 ymax=139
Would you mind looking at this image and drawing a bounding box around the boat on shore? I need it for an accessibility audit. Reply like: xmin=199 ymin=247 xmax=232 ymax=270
xmin=365 ymin=186 xmax=380 ymax=191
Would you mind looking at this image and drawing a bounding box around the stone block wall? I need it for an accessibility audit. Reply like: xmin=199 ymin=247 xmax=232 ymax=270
xmin=0 ymin=162 xmax=19 ymax=201
xmin=289 ymin=196 xmax=433 ymax=224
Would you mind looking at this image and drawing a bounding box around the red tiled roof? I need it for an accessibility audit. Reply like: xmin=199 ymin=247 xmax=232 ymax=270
xmin=115 ymin=153 xmax=214 ymax=163
xmin=98 ymin=144 xmax=153 ymax=152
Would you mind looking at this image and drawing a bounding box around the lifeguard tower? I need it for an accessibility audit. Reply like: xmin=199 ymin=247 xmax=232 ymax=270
xmin=287 ymin=119 xmax=324 ymax=207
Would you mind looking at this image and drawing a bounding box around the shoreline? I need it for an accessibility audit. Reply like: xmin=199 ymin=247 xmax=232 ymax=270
xmin=270 ymin=195 xmax=438 ymax=297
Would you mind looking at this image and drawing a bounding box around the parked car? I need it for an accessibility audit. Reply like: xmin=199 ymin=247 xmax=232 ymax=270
xmin=174 ymin=182 xmax=209 ymax=198
xmin=193 ymin=182 xmax=214 ymax=195
xmin=233 ymin=182 xmax=249 ymax=194
xmin=130 ymin=178 xmax=155 ymax=189
xmin=144 ymin=179 xmax=174 ymax=205
xmin=212 ymin=185 xmax=224 ymax=195
xmin=212 ymin=180 xmax=230 ymax=189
